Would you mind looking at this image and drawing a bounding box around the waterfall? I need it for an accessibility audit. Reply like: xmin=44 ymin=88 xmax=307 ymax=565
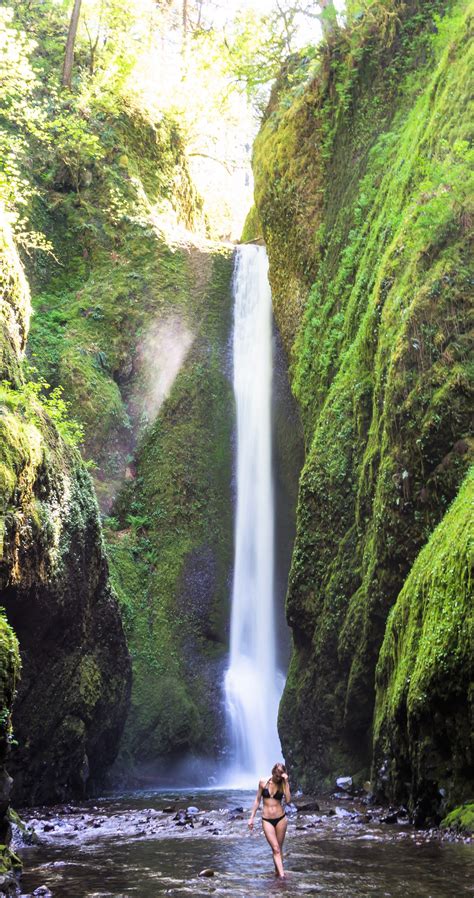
xmin=224 ymin=244 xmax=285 ymax=786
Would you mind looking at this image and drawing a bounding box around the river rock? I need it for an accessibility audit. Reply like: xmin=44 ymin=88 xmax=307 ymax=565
xmin=33 ymin=888 xmax=53 ymax=897
xmin=335 ymin=806 xmax=352 ymax=818
xmin=336 ymin=776 xmax=353 ymax=791
xmin=295 ymin=799 xmax=320 ymax=812
xmin=381 ymin=811 xmax=398 ymax=824
xmin=198 ymin=869 xmax=215 ymax=877
xmin=162 ymin=806 xmax=175 ymax=813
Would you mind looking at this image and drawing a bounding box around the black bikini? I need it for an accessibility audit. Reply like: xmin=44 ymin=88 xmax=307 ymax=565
xmin=261 ymin=779 xmax=286 ymax=827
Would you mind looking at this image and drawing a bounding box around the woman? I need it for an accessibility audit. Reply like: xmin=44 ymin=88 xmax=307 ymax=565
xmin=248 ymin=762 xmax=291 ymax=879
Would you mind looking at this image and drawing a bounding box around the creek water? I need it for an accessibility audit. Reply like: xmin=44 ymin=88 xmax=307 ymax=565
xmin=18 ymin=789 xmax=473 ymax=898
xmin=224 ymin=245 xmax=285 ymax=785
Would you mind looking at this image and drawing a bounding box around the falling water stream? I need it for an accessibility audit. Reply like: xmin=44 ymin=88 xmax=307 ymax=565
xmin=224 ymin=245 xmax=285 ymax=785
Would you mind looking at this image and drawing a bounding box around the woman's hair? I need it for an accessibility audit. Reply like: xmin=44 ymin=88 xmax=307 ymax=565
xmin=272 ymin=762 xmax=287 ymax=780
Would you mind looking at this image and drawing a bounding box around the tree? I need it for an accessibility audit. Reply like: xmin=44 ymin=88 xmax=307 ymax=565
xmin=215 ymin=1 xmax=337 ymax=114
xmin=62 ymin=0 xmax=83 ymax=87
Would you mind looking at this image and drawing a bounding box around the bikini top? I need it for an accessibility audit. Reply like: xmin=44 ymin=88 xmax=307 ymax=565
xmin=262 ymin=779 xmax=284 ymax=801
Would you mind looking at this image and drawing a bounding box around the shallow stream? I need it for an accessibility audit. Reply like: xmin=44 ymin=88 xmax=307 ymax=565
xmin=17 ymin=790 xmax=473 ymax=898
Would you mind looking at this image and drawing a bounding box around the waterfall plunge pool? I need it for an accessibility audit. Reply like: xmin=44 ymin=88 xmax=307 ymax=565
xmin=16 ymin=789 xmax=473 ymax=897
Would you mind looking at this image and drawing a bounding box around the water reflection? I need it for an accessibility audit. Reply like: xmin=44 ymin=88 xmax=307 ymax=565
xmin=18 ymin=790 xmax=474 ymax=898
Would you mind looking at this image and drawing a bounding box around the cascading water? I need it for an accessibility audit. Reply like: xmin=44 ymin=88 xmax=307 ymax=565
xmin=224 ymin=244 xmax=285 ymax=786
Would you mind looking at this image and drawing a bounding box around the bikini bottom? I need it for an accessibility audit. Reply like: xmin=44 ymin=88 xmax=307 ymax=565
xmin=262 ymin=814 xmax=286 ymax=828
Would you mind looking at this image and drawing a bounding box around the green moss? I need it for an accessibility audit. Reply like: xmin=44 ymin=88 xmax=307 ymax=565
xmin=241 ymin=205 xmax=262 ymax=243
xmin=373 ymin=469 xmax=473 ymax=816
xmin=106 ymin=249 xmax=234 ymax=765
xmin=441 ymin=803 xmax=474 ymax=835
xmin=5 ymin=8 xmax=235 ymax=771
xmin=253 ymin=0 xmax=473 ymax=808
xmin=0 ymin=613 xmax=20 ymax=745
xmin=0 ymin=595 xmax=20 ymax=877
xmin=0 ymin=208 xmax=30 ymax=385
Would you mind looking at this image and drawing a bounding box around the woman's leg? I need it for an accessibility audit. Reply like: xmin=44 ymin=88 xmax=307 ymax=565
xmin=262 ymin=820 xmax=285 ymax=878
xmin=275 ymin=814 xmax=288 ymax=864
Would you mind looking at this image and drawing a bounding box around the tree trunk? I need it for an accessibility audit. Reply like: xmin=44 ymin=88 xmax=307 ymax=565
xmin=318 ymin=0 xmax=338 ymax=38
xmin=62 ymin=0 xmax=83 ymax=89
xmin=182 ymin=0 xmax=188 ymax=63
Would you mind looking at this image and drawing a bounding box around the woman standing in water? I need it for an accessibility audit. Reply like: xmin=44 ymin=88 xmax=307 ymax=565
xmin=248 ymin=762 xmax=291 ymax=879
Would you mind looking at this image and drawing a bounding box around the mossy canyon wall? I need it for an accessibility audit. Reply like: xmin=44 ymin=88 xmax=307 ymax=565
xmin=0 ymin=204 xmax=131 ymax=821
xmin=3 ymin=12 xmax=238 ymax=777
xmin=251 ymin=0 xmax=473 ymax=822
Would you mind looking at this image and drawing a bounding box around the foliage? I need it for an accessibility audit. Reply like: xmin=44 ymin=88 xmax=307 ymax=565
xmin=204 ymin=2 xmax=331 ymax=115
xmin=0 ymin=372 xmax=84 ymax=447
xmin=441 ymin=802 xmax=474 ymax=835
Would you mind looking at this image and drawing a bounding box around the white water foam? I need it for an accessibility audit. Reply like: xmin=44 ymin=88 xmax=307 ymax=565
xmin=224 ymin=245 xmax=285 ymax=788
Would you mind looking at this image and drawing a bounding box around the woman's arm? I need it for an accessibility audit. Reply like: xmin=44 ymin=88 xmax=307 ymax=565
xmin=282 ymin=773 xmax=291 ymax=804
xmin=248 ymin=781 xmax=263 ymax=829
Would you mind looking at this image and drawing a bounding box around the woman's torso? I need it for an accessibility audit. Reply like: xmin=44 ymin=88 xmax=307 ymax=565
xmin=261 ymin=779 xmax=284 ymax=819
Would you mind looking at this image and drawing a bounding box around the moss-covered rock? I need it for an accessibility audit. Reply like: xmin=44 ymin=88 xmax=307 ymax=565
xmin=25 ymin=100 xmax=207 ymax=511
xmin=106 ymin=246 xmax=234 ymax=771
xmin=441 ymin=802 xmax=474 ymax=835
xmin=0 ymin=611 xmax=20 ymax=891
xmin=0 ymin=209 xmax=131 ymax=806
xmin=373 ymin=469 xmax=473 ymax=822
xmin=253 ymin=0 xmax=473 ymax=813
xmin=7 ymin=19 xmax=237 ymax=771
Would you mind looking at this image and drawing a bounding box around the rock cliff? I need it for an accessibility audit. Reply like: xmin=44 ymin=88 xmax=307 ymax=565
xmin=0 ymin=211 xmax=131 ymax=806
xmin=251 ymin=0 xmax=473 ymax=821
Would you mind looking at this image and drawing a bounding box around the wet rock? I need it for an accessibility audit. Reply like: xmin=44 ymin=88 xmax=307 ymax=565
xmin=332 ymin=791 xmax=352 ymax=801
xmin=199 ymin=869 xmax=215 ymax=877
xmin=381 ymin=811 xmax=398 ymax=824
xmin=295 ymin=799 xmax=320 ymax=812
xmin=228 ymin=809 xmax=244 ymax=820
xmin=200 ymin=818 xmax=211 ymax=826
xmin=327 ymin=809 xmax=336 ymax=817
xmin=0 ymin=872 xmax=18 ymax=894
xmin=33 ymin=888 xmax=53 ymax=897
xmin=335 ymin=807 xmax=352 ymax=818
xmin=162 ymin=806 xmax=175 ymax=813
xmin=42 ymin=824 xmax=55 ymax=832
xmin=336 ymin=776 xmax=353 ymax=791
